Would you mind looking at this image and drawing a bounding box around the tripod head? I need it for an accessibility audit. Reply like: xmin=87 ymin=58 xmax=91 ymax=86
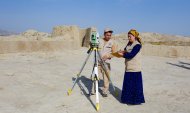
xmin=87 ymin=30 xmax=100 ymax=54
xmin=90 ymin=31 xmax=100 ymax=48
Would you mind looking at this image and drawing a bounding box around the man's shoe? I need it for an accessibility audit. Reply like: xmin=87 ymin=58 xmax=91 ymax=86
xmin=91 ymin=92 xmax=95 ymax=95
xmin=102 ymin=93 xmax=108 ymax=97
xmin=88 ymin=92 xmax=95 ymax=96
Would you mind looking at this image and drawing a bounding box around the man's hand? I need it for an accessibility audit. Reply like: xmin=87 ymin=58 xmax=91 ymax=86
xmin=102 ymin=54 xmax=111 ymax=61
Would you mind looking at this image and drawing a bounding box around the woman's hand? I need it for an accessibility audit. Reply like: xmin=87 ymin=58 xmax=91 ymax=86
xmin=117 ymin=50 xmax=125 ymax=56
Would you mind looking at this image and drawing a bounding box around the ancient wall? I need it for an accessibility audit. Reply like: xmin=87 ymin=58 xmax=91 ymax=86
xmin=142 ymin=44 xmax=190 ymax=58
xmin=0 ymin=41 xmax=70 ymax=54
xmin=0 ymin=26 xmax=190 ymax=58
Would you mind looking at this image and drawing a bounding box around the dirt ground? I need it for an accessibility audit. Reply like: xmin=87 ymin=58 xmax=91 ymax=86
xmin=0 ymin=48 xmax=190 ymax=113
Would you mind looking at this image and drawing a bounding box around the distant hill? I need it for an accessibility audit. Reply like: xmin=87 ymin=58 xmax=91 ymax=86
xmin=0 ymin=29 xmax=17 ymax=36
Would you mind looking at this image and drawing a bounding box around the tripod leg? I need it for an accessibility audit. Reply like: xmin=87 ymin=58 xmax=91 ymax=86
xmin=94 ymin=49 xmax=100 ymax=111
xmin=97 ymin=51 xmax=118 ymax=97
xmin=67 ymin=50 xmax=93 ymax=96
xmin=90 ymin=63 xmax=96 ymax=79
xmin=85 ymin=62 xmax=96 ymax=95
xmin=95 ymin=77 xmax=100 ymax=111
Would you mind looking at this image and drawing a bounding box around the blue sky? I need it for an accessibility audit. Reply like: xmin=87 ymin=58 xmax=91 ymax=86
xmin=0 ymin=0 xmax=190 ymax=36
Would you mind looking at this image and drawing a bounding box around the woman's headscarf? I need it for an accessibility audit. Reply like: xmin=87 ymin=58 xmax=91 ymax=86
xmin=128 ymin=29 xmax=142 ymax=44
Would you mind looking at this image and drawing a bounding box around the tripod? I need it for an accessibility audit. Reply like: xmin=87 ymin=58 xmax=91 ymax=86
xmin=67 ymin=46 xmax=118 ymax=111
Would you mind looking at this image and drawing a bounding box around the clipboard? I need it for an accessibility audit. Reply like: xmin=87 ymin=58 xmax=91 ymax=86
xmin=111 ymin=52 xmax=123 ymax=58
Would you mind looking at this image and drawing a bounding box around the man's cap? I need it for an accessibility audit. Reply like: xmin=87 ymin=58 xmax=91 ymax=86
xmin=104 ymin=28 xmax=113 ymax=33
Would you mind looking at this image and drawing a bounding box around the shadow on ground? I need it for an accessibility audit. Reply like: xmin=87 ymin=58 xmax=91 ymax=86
xmin=166 ymin=61 xmax=190 ymax=70
xmin=71 ymin=75 xmax=122 ymax=110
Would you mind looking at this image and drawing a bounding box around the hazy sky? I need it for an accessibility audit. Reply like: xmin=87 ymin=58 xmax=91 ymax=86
xmin=0 ymin=0 xmax=190 ymax=36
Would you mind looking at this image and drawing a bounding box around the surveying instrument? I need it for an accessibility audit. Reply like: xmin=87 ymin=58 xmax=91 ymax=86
xmin=67 ymin=30 xmax=118 ymax=111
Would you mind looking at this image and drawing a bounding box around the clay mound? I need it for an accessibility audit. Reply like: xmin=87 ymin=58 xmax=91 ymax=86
xmin=51 ymin=26 xmax=82 ymax=49
xmin=0 ymin=26 xmax=95 ymax=53
xmin=113 ymin=32 xmax=190 ymax=46
xmin=21 ymin=29 xmax=50 ymax=39
xmin=51 ymin=26 xmax=96 ymax=48
xmin=0 ymin=29 xmax=51 ymax=41
xmin=112 ymin=32 xmax=190 ymax=58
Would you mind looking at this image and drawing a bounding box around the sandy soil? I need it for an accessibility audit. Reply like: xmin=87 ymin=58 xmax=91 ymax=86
xmin=0 ymin=48 xmax=190 ymax=113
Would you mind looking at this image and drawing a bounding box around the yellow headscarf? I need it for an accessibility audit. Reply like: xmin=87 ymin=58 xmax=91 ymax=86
xmin=128 ymin=29 xmax=142 ymax=44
